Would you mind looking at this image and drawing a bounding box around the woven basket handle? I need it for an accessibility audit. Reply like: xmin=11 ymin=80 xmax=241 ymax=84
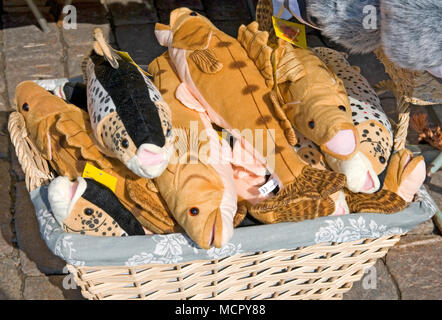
xmin=8 ymin=112 xmax=54 ymax=192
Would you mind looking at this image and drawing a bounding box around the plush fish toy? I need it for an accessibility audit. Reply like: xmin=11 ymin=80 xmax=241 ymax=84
xmin=48 ymin=176 xmax=146 ymax=236
xmin=292 ymin=130 xmax=427 ymax=215
xmin=312 ymin=47 xmax=394 ymax=193
xmin=83 ymin=28 xmax=174 ymax=179
xmin=238 ymin=22 xmax=426 ymax=208
xmin=150 ymin=8 xmax=347 ymax=243
xmin=14 ymin=80 xmax=180 ymax=235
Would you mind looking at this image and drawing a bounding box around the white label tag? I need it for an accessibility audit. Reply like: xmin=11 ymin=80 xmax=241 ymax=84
xmin=258 ymin=178 xmax=279 ymax=196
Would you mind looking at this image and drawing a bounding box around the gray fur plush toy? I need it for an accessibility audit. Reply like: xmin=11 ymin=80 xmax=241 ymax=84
xmin=281 ymin=0 xmax=442 ymax=76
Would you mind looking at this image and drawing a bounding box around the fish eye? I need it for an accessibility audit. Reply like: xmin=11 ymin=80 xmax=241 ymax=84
xmin=189 ymin=207 xmax=199 ymax=216
xmin=84 ymin=208 xmax=94 ymax=216
xmin=190 ymin=11 xmax=198 ymax=16
xmin=121 ymin=139 xmax=129 ymax=148
xmin=379 ymin=156 xmax=386 ymax=164
xmin=308 ymin=120 xmax=315 ymax=129
xmin=166 ymin=128 xmax=172 ymax=137
xmin=22 ymin=103 xmax=29 ymax=111
xmin=338 ymin=105 xmax=346 ymax=112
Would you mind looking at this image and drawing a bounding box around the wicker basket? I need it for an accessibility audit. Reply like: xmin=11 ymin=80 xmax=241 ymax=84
xmin=8 ymin=110 xmax=401 ymax=300
xmin=9 ymin=97 xmax=406 ymax=300
xmin=10 ymin=2 xmax=427 ymax=299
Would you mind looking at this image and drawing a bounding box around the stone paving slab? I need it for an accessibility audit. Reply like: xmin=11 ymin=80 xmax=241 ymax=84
xmin=3 ymin=0 xmax=48 ymax=6
xmin=386 ymin=235 xmax=442 ymax=300
xmin=14 ymin=182 xmax=66 ymax=275
xmin=66 ymin=44 xmax=91 ymax=78
xmin=2 ymin=13 xmax=62 ymax=62
xmin=155 ymin=0 xmax=204 ymax=11
xmin=107 ymin=0 xmax=157 ymax=26
xmin=425 ymin=168 xmax=442 ymax=215
xmin=5 ymin=57 xmax=65 ymax=106
xmin=0 ymin=223 xmax=14 ymax=258
xmin=114 ymin=23 xmax=166 ymax=66
xmin=0 ymin=95 xmax=7 ymax=112
xmin=0 ymin=112 xmax=9 ymax=158
xmin=203 ymin=0 xmax=251 ymax=21
xmin=343 ymin=259 xmax=400 ymax=300
xmin=0 ymin=257 xmax=23 ymax=300
xmin=23 ymin=275 xmax=84 ymax=300
xmin=0 ymin=54 xmax=5 ymax=93
xmin=0 ymin=160 xmax=11 ymax=226
xmin=62 ymin=22 xmax=111 ymax=48
xmin=407 ymin=219 xmax=437 ymax=235
xmin=63 ymin=2 xmax=109 ymax=25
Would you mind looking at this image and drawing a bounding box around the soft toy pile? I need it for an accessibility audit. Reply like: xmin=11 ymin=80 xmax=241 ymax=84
xmin=14 ymin=8 xmax=426 ymax=250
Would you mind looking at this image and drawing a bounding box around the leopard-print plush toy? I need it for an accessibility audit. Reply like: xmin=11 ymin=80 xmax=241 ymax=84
xmin=82 ymin=28 xmax=174 ymax=179
xmin=48 ymin=177 xmax=146 ymax=236
xmin=312 ymin=47 xmax=394 ymax=193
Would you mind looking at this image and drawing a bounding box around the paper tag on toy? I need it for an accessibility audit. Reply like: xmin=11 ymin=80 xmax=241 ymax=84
xmin=115 ymin=51 xmax=152 ymax=77
xmin=82 ymin=163 xmax=117 ymax=193
xmin=258 ymin=178 xmax=279 ymax=196
xmin=272 ymin=16 xmax=307 ymax=48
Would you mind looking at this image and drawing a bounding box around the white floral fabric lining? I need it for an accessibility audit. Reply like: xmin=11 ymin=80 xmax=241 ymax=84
xmin=32 ymin=186 xmax=438 ymax=267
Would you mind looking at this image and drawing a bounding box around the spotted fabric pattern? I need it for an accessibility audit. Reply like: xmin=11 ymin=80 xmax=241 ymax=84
xmin=86 ymin=61 xmax=117 ymax=135
xmin=139 ymin=71 xmax=162 ymax=102
xmin=293 ymin=131 xmax=328 ymax=170
xmin=312 ymin=47 xmax=393 ymax=137
xmin=357 ymin=120 xmax=393 ymax=174
xmin=99 ymin=112 xmax=137 ymax=161
xmin=63 ymin=197 xmax=126 ymax=237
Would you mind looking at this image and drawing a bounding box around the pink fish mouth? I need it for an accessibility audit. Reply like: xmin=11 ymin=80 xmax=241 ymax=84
xmin=362 ymin=171 xmax=375 ymax=191
xmin=335 ymin=206 xmax=346 ymax=216
xmin=208 ymin=223 xmax=216 ymax=247
xmin=324 ymin=129 xmax=357 ymax=156
xmin=138 ymin=148 xmax=165 ymax=166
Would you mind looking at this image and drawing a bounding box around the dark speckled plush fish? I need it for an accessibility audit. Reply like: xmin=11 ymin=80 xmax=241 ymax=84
xmin=83 ymin=28 xmax=174 ymax=179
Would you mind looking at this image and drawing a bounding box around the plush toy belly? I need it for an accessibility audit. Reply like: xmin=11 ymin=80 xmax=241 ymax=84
xmin=149 ymin=53 xmax=237 ymax=250
xmin=84 ymin=50 xmax=174 ymax=179
xmin=312 ymin=47 xmax=394 ymax=193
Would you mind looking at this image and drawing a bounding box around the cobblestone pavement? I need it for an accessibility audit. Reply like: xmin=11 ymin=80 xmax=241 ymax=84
xmin=0 ymin=0 xmax=440 ymax=300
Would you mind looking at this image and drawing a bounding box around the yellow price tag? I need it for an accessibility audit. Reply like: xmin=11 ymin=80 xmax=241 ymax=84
xmin=82 ymin=163 xmax=118 ymax=193
xmin=116 ymin=50 xmax=152 ymax=77
xmin=272 ymin=16 xmax=307 ymax=49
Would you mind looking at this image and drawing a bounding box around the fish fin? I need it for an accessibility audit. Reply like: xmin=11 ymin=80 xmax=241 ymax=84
xmin=269 ymin=90 xmax=297 ymax=146
xmin=237 ymin=22 xmax=274 ymax=87
xmin=189 ymin=49 xmax=223 ymax=74
xmin=93 ymin=28 xmax=120 ymax=69
xmin=80 ymin=52 xmax=92 ymax=84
